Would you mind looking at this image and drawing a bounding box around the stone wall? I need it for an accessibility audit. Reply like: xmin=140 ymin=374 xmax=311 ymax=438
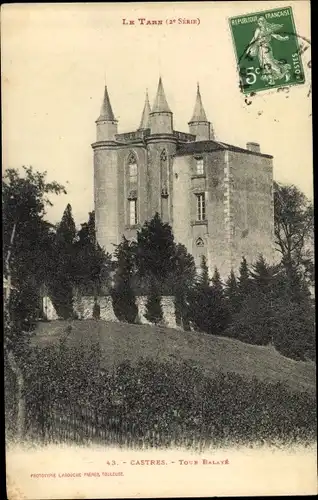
xmin=42 ymin=295 xmax=178 ymax=329
xmin=228 ymin=150 xmax=274 ymax=272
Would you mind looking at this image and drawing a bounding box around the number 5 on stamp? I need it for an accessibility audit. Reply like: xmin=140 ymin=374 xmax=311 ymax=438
xmin=229 ymin=6 xmax=305 ymax=94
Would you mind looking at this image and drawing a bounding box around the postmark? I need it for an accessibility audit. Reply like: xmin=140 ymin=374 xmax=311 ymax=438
xmin=229 ymin=6 xmax=306 ymax=94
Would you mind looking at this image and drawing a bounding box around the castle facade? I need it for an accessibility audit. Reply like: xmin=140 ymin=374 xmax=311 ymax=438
xmin=92 ymin=78 xmax=274 ymax=276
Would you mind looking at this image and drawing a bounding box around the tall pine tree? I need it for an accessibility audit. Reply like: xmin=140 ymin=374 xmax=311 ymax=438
xmin=237 ymin=256 xmax=252 ymax=305
xmin=188 ymin=259 xmax=228 ymax=335
xmin=224 ymin=269 xmax=240 ymax=316
xmin=210 ymin=267 xmax=229 ymax=335
xmin=172 ymin=244 xmax=196 ymax=330
xmin=50 ymin=204 xmax=77 ymax=319
xmin=111 ymin=237 xmax=138 ymax=323
xmin=74 ymin=211 xmax=111 ymax=295
xmin=136 ymin=212 xmax=176 ymax=284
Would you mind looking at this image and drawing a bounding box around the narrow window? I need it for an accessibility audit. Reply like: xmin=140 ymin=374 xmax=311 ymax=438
xmin=196 ymin=193 xmax=206 ymax=221
xmin=129 ymin=162 xmax=137 ymax=184
xmin=129 ymin=199 xmax=138 ymax=225
xmin=196 ymin=158 xmax=204 ymax=175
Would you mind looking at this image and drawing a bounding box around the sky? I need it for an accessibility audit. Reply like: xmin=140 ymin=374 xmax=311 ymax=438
xmin=2 ymin=1 xmax=312 ymax=227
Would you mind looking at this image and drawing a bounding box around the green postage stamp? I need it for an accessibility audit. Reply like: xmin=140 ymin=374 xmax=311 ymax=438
xmin=229 ymin=6 xmax=305 ymax=94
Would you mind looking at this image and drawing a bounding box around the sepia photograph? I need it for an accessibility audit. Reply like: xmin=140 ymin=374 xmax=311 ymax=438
xmin=2 ymin=1 xmax=316 ymax=498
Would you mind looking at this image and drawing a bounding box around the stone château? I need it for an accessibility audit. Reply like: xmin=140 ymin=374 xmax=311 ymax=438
xmin=92 ymin=77 xmax=274 ymax=276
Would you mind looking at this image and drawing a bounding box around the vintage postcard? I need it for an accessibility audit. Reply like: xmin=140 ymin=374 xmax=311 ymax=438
xmin=2 ymin=1 xmax=316 ymax=499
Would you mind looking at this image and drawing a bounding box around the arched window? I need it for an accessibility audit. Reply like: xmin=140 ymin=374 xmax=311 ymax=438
xmin=160 ymin=150 xmax=167 ymax=162
xmin=160 ymin=149 xmax=168 ymax=196
xmin=128 ymin=152 xmax=137 ymax=184
xmin=195 ymin=237 xmax=204 ymax=247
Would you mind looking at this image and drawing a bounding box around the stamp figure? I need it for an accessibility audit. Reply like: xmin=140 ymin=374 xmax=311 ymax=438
xmin=230 ymin=6 xmax=305 ymax=93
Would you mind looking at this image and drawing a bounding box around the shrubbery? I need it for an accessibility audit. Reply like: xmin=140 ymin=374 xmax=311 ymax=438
xmin=24 ymin=342 xmax=316 ymax=448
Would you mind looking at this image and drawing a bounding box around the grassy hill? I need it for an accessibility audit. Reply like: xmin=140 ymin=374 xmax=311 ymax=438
xmin=33 ymin=320 xmax=316 ymax=394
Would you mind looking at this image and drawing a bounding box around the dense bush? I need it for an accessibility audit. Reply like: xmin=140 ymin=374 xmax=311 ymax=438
xmin=23 ymin=342 xmax=316 ymax=448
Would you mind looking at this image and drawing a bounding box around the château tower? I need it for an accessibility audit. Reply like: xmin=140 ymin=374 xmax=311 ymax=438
xmin=92 ymin=78 xmax=274 ymax=276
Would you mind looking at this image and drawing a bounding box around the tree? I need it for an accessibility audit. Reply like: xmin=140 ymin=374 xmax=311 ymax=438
xmin=188 ymin=259 xmax=228 ymax=335
xmin=274 ymin=182 xmax=314 ymax=284
xmin=272 ymin=295 xmax=315 ymax=361
xmin=56 ymin=203 xmax=76 ymax=245
xmin=262 ymin=260 xmax=315 ymax=360
xmin=136 ymin=212 xmax=177 ymax=283
xmin=3 ymin=167 xmax=66 ymax=324
xmin=224 ymin=255 xmax=315 ymax=358
xmin=237 ymin=256 xmax=252 ymax=305
xmin=187 ymin=256 xmax=210 ymax=332
xmin=211 ymin=267 xmax=223 ymax=294
xmin=224 ymin=269 xmax=240 ymax=316
xmin=171 ymin=244 xmax=196 ymax=330
xmin=210 ymin=267 xmax=230 ymax=335
xmin=111 ymin=237 xmax=138 ymax=323
xmin=3 ymin=166 xmax=66 ymax=334
xmin=250 ymin=255 xmax=277 ymax=296
xmin=3 ymin=165 xmax=66 ymax=439
xmin=73 ymin=211 xmax=112 ymax=296
xmin=50 ymin=204 xmax=77 ymax=319
xmin=197 ymin=255 xmax=210 ymax=287
xmin=144 ymin=279 xmax=164 ymax=325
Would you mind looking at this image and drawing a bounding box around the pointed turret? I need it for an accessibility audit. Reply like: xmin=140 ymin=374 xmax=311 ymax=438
xmin=149 ymin=77 xmax=173 ymax=134
xmin=152 ymin=77 xmax=171 ymax=113
xmin=189 ymin=83 xmax=208 ymax=122
xmin=138 ymin=90 xmax=151 ymax=130
xmin=95 ymin=85 xmax=118 ymax=142
xmin=97 ymin=85 xmax=117 ymax=122
xmin=188 ymin=83 xmax=213 ymax=141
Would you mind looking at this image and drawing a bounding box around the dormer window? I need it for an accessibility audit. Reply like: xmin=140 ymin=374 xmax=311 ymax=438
xmin=196 ymin=158 xmax=204 ymax=175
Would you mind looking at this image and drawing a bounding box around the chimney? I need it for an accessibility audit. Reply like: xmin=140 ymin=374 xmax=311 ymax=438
xmin=246 ymin=142 xmax=260 ymax=153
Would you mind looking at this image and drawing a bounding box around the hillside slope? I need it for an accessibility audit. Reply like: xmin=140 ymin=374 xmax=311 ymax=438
xmin=33 ymin=320 xmax=316 ymax=393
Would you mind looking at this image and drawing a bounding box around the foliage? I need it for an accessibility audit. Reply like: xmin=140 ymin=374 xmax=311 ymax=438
xmin=274 ymin=181 xmax=314 ymax=284
xmin=3 ymin=166 xmax=66 ymax=336
xmin=111 ymin=237 xmax=138 ymax=323
xmin=49 ymin=204 xmax=77 ymax=319
xmin=237 ymin=256 xmax=252 ymax=303
xmin=188 ymin=259 xmax=229 ymax=335
xmin=224 ymin=269 xmax=239 ymax=316
xmin=144 ymin=279 xmax=164 ymax=325
xmin=73 ymin=211 xmax=112 ymax=295
xmin=135 ymin=212 xmax=177 ymax=282
xmin=171 ymin=244 xmax=196 ymax=329
xmin=225 ymin=255 xmax=315 ymax=359
xmin=23 ymin=348 xmax=316 ymax=448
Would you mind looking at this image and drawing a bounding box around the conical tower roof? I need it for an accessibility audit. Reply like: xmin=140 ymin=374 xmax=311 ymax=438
xmin=138 ymin=90 xmax=151 ymax=129
xmin=151 ymin=77 xmax=171 ymax=113
xmin=97 ymin=85 xmax=116 ymax=122
xmin=189 ymin=83 xmax=208 ymax=123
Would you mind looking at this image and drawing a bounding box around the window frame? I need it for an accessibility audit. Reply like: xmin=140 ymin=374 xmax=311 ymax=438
xmin=196 ymin=192 xmax=206 ymax=221
xmin=195 ymin=157 xmax=204 ymax=176
xmin=129 ymin=161 xmax=138 ymax=184
xmin=129 ymin=198 xmax=138 ymax=226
